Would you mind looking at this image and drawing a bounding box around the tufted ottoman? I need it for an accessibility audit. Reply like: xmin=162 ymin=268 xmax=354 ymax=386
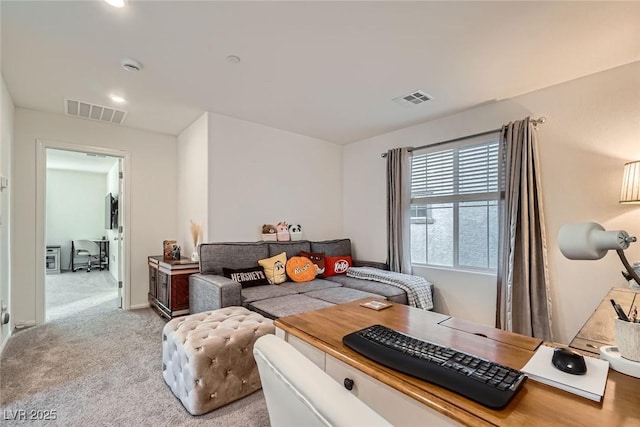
xmin=162 ymin=306 xmax=275 ymax=415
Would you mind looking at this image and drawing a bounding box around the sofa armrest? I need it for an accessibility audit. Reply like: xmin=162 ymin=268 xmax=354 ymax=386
xmin=352 ymin=259 xmax=389 ymax=270
xmin=189 ymin=273 xmax=242 ymax=314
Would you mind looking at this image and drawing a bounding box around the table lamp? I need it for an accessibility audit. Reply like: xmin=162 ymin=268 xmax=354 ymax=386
xmin=557 ymin=222 xmax=640 ymax=288
xmin=619 ymin=160 xmax=640 ymax=204
xmin=558 ymin=222 xmax=640 ymax=377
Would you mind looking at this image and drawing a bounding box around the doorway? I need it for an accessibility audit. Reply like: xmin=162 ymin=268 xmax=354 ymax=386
xmin=35 ymin=140 xmax=130 ymax=325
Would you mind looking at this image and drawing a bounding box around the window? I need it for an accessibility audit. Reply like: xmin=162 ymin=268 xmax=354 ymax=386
xmin=410 ymin=134 xmax=500 ymax=270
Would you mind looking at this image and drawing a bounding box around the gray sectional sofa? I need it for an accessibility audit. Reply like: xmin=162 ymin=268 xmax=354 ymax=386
xmin=189 ymin=239 xmax=418 ymax=319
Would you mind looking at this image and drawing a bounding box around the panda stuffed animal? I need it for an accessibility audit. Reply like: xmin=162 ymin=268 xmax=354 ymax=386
xmin=288 ymin=224 xmax=303 ymax=241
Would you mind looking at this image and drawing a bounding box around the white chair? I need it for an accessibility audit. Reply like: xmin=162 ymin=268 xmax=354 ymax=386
xmin=253 ymin=334 xmax=392 ymax=427
xmin=72 ymin=240 xmax=101 ymax=272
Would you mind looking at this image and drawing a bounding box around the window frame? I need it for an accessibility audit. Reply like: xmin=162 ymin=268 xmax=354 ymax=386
xmin=410 ymin=133 xmax=500 ymax=272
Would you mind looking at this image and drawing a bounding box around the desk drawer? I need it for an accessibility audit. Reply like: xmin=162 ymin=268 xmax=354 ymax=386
xmin=325 ymin=355 xmax=461 ymax=427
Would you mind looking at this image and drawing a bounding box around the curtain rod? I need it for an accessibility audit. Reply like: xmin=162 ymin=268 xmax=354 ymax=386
xmin=381 ymin=116 xmax=546 ymax=158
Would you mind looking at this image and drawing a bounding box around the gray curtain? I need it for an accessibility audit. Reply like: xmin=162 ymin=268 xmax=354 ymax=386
xmin=496 ymin=118 xmax=553 ymax=341
xmin=386 ymin=147 xmax=412 ymax=274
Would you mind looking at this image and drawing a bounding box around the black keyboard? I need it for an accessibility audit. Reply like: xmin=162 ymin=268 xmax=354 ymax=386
xmin=342 ymin=324 xmax=526 ymax=409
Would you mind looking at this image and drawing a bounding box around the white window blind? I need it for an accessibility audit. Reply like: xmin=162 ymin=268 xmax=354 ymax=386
xmin=410 ymin=134 xmax=500 ymax=270
xmin=411 ymin=139 xmax=499 ymax=203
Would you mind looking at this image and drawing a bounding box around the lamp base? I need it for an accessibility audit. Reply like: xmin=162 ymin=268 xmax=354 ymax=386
xmin=599 ymin=346 xmax=640 ymax=378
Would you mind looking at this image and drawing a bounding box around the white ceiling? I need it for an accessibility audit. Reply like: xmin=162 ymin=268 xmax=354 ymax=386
xmin=47 ymin=149 xmax=119 ymax=174
xmin=2 ymin=1 xmax=639 ymax=144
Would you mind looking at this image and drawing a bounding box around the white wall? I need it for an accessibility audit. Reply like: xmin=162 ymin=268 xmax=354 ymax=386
xmin=106 ymin=161 xmax=120 ymax=282
xmin=343 ymin=61 xmax=640 ymax=344
xmin=207 ymin=113 xmax=343 ymax=242
xmin=12 ymin=108 xmax=177 ymax=325
xmin=45 ymin=169 xmax=107 ymax=270
xmin=177 ymin=113 xmax=208 ymax=256
xmin=0 ymin=75 xmax=15 ymax=351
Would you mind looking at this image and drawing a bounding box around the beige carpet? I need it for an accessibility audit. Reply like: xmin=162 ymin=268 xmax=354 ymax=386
xmin=45 ymin=270 xmax=119 ymax=321
xmin=1 ymin=290 xmax=270 ymax=425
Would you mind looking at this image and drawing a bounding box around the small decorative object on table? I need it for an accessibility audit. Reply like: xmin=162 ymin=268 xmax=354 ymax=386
xmin=261 ymin=224 xmax=277 ymax=241
xmin=189 ymin=220 xmax=202 ymax=262
xmin=163 ymin=240 xmax=178 ymax=261
xmin=360 ymin=300 xmax=392 ymax=311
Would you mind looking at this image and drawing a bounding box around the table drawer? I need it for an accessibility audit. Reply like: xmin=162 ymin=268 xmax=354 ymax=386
xmin=325 ymin=355 xmax=461 ymax=427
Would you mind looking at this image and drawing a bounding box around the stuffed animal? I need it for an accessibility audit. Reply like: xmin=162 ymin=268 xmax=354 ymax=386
xmin=288 ymin=224 xmax=302 ymax=233
xmin=262 ymin=224 xmax=276 ymax=234
xmin=288 ymin=224 xmax=303 ymax=241
xmin=276 ymin=221 xmax=290 ymax=241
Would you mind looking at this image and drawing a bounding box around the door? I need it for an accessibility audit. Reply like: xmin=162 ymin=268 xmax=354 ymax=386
xmin=117 ymin=158 xmax=124 ymax=309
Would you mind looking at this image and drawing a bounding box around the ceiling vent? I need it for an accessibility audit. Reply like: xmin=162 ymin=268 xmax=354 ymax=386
xmin=393 ymin=90 xmax=433 ymax=107
xmin=65 ymin=99 xmax=127 ymax=125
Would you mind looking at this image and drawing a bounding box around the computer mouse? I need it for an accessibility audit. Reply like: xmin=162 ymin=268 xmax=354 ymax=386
xmin=552 ymin=347 xmax=587 ymax=375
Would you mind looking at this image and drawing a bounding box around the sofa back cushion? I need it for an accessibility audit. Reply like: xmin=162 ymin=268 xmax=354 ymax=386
xmin=199 ymin=242 xmax=269 ymax=275
xmin=311 ymin=239 xmax=352 ymax=257
xmin=268 ymin=241 xmax=311 ymax=258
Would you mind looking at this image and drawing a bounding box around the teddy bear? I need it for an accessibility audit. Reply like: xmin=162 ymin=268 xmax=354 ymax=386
xmin=262 ymin=224 xmax=276 ymax=234
xmin=276 ymin=221 xmax=290 ymax=241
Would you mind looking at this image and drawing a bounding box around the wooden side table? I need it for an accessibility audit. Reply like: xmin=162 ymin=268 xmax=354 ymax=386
xmin=148 ymin=255 xmax=199 ymax=319
xmin=569 ymin=286 xmax=640 ymax=355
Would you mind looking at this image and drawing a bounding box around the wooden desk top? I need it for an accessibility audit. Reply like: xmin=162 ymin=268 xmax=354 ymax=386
xmin=275 ymin=299 xmax=640 ymax=427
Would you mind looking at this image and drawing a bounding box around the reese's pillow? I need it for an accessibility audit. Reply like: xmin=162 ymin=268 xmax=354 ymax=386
xmin=223 ymin=266 xmax=269 ymax=288
xmin=323 ymin=255 xmax=353 ymax=277
xmin=299 ymin=251 xmax=326 ymax=277
xmin=286 ymin=256 xmax=317 ymax=283
xmin=258 ymin=252 xmax=288 ymax=284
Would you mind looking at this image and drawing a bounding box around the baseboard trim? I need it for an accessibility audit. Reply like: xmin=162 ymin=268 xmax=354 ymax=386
xmin=129 ymin=302 xmax=150 ymax=310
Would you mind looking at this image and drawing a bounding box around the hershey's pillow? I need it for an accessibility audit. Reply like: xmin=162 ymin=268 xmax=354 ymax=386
xmin=286 ymin=256 xmax=317 ymax=283
xmin=258 ymin=252 xmax=288 ymax=284
xmin=223 ymin=266 xmax=269 ymax=288
xmin=324 ymin=255 xmax=353 ymax=277
xmin=300 ymin=250 xmax=326 ymax=278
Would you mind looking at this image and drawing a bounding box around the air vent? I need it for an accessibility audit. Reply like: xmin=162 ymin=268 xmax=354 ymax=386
xmin=65 ymin=99 xmax=127 ymax=125
xmin=393 ymin=90 xmax=433 ymax=107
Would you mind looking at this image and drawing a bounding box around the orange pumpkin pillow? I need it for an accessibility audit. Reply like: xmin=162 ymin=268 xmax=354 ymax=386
xmin=286 ymin=256 xmax=317 ymax=283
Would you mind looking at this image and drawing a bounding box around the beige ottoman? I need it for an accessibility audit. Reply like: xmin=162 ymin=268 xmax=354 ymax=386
xmin=162 ymin=306 xmax=275 ymax=415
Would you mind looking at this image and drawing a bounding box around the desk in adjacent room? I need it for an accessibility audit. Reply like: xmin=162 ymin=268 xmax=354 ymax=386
xmin=91 ymin=239 xmax=109 ymax=271
xmin=275 ymin=299 xmax=639 ymax=426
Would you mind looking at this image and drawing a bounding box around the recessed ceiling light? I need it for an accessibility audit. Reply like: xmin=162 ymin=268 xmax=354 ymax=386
xmin=110 ymin=95 xmax=126 ymax=104
xmin=105 ymin=0 xmax=125 ymax=8
xmin=226 ymin=55 xmax=241 ymax=64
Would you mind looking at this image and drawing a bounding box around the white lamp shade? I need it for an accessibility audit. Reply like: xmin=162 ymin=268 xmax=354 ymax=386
xmin=620 ymin=161 xmax=640 ymax=204
xmin=558 ymin=222 xmax=632 ymax=260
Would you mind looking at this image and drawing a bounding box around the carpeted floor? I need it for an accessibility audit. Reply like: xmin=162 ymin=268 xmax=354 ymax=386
xmin=1 ymin=284 xmax=270 ymax=426
xmin=45 ymin=270 xmax=119 ymax=321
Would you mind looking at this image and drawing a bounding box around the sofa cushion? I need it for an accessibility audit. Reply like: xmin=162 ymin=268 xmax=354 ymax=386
xmin=249 ymin=294 xmax=334 ymax=319
xmin=286 ymin=256 xmax=317 ymax=282
xmin=311 ymin=239 xmax=352 ymax=257
xmin=258 ymin=252 xmax=288 ymax=285
xmin=268 ymin=241 xmax=312 ymax=258
xmin=279 ymin=278 xmax=342 ymax=294
xmin=323 ymin=255 xmax=353 ymax=277
xmin=303 ymin=287 xmax=386 ymax=305
xmin=199 ymin=242 xmax=269 ymax=275
xmin=241 ymin=284 xmax=299 ymax=304
xmin=300 ymin=251 xmax=326 ymax=278
xmin=223 ymin=266 xmax=269 ymax=288
xmin=324 ymin=275 xmax=408 ymax=304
